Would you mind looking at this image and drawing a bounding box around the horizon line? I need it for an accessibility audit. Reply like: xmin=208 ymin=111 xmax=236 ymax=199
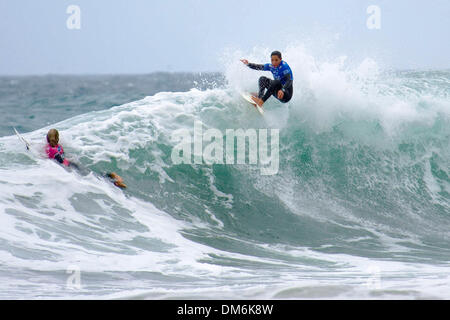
xmin=0 ymin=68 xmax=449 ymax=78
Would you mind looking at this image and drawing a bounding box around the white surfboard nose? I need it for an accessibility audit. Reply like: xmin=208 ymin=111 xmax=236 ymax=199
xmin=240 ymin=92 xmax=264 ymax=115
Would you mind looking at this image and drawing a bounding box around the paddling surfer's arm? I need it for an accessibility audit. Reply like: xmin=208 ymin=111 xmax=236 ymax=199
xmin=54 ymin=153 xmax=79 ymax=169
xmin=54 ymin=153 xmax=65 ymax=164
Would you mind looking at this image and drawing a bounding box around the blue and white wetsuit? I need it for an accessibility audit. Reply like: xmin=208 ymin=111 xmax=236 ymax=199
xmin=247 ymin=60 xmax=293 ymax=103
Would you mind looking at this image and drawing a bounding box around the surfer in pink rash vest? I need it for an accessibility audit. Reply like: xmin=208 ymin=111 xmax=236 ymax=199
xmin=45 ymin=129 xmax=127 ymax=189
xmin=45 ymin=129 xmax=70 ymax=166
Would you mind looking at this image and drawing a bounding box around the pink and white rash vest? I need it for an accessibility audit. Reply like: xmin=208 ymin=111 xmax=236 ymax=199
xmin=45 ymin=143 xmax=70 ymax=166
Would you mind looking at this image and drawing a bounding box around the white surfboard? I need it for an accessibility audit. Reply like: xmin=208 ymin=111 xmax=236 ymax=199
xmin=241 ymin=92 xmax=264 ymax=115
xmin=14 ymin=127 xmax=31 ymax=150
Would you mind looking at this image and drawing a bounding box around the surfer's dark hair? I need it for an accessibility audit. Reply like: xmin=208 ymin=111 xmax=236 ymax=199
xmin=271 ymin=51 xmax=282 ymax=59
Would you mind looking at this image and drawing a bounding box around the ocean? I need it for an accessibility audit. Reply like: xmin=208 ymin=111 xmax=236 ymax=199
xmin=0 ymin=54 xmax=449 ymax=299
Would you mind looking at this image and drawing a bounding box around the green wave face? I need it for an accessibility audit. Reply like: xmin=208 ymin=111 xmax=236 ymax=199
xmin=0 ymin=70 xmax=449 ymax=299
xmin=48 ymin=71 xmax=450 ymax=260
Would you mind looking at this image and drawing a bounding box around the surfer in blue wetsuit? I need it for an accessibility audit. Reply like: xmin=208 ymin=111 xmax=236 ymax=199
xmin=241 ymin=51 xmax=293 ymax=107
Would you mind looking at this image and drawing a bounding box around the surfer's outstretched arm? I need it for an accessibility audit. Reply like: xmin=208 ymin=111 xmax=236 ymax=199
xmin=240 ymin=59 xmax=268 ymax=71
xmin=247 ymin=63 xmax=266 ymax=71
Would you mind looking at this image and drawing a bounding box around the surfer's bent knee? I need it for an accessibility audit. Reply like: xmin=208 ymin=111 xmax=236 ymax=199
xmin=259 ymin=76 xmax=269 ymax=83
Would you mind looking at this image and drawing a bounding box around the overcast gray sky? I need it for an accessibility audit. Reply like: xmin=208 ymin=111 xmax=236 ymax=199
xmin=0 ymin=0 xmax=449 ymax=75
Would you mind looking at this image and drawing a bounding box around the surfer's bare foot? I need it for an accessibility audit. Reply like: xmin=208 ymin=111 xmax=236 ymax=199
xmin=108 ymin=172 xmax=127 ymax=189
xmin=114 ymin=180 xmax=127 ymax=189
xmin=251 ymin=96 xmax=264 ymax=107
